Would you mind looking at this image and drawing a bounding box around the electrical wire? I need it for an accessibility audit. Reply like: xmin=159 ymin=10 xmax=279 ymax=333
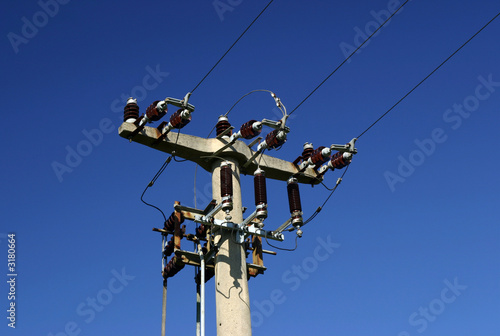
xmin=140 ymin=125 xmax=184 ymax=220
xmin=224 ymin=89 xmax=284 ymax=117
xmin=301 ymin=165 xmax=350 ymax=227
xmin=140 ymin=156 xmax=173 ymax=222
xmin=172 ymin=128 xmax=188 ymax=162
xmin=356 ymin=9 xmax=500 ymax=139
xmin=265 ymin=235 xmax=298 ymax=252
xmin=288 ymin=0 xmax=410 ymax=117
xmin=190 ymin=0 xmax=275 ymax=94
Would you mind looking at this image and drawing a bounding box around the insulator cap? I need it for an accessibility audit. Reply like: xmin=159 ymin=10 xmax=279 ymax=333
xmin=330 ymin=152 xmax=352 ymax=169
xmin=287 ymin=177 xmax=302 ymax=213
xmin=123 ymin=98 xmax=139 ymax=123
xmin=145 ymin=100 xmax=167 ymax=122
xmin=265 ymin=129 xmax=287 ymax=149
xmin=240 ymin=120 xmax=262 ymax=139
xmin=216 ymin=116 xmax=232 ymax=136
xmin=169 ymin=109 xmax=192 ymax=129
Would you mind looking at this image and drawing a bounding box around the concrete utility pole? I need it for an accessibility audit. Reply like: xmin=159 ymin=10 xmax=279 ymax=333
xmin=211 ymin=158 xmax=251 ymax=334
xmin=119 ymin=120 xmax=321 ymax=335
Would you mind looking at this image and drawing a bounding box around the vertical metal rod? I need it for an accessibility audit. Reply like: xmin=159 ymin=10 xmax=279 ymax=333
xmin=161 ymin=280 xmax=167 ymax=336
xmin=199 ymin=249 xmax=206 ymax=336
xmin=161 ymin=234 xmax=167 ymax=336
xmin=196 ymin=278 xmax=201 ymax=336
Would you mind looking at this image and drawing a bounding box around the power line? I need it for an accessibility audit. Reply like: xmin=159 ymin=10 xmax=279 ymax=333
xmin=190 ymin=0 xmax=274 ymax=94
xmin=224 ymin=89 xmax=284 ymax=117
xmin=299 ymin=9 xmax=500 ymax=226
xmin=288 ymin=0 xmax=411 ymax=116
xmin=302 ymin=165 xmax=350 ymax=227
xmin=141 ymin=156 xmax=173 ymax=222
xmin=357 ymin=10 xmax=500 ymax=139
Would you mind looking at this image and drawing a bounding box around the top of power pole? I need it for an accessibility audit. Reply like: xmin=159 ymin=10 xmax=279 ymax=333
xmin=118 ymin=94 xmax=355 ymax=336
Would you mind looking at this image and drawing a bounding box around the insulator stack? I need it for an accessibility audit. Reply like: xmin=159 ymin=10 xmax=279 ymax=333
xmin=265 ymin=129 xmax=287 ymax=149
xmin=287 ymin=178 xmax=302 ymax=213
xmin=220 ymin=162 xmax=233 ymax=197
xmin=163 ymin=256 xmax=185 ymax=279
xmin=216 ymin=116 xmax=232 ymax=136
xmin=254 ymin=168 xmax=268 ymax=220
xmin=164 ymin=211 xmax=184 ymax=232
xmin=196 ymin=224 xmax=208 ymax=239
xmin=240 ymin=120 xmax=262 ymax=139
xmin=123 ymin=98 xmax=139 ymax=123
xmin=164 ymin=237 xmax=175 ymax=257
xmin=145 ymin=100 xmax=167 ymax=122
xmin=287 ymin=177 xmax=303 ymax=228
xmin=220 ymin=162 xmax=233 ymax=214
xmin=330 ymin=151 xmax=352 ymax=169
xmin=309 ymin=146 xmax=331 ymax=168
xmin=169 ymin=109 xmax=192 ymax=129
xmin=302 ymin=143 xmax=314 ymax=161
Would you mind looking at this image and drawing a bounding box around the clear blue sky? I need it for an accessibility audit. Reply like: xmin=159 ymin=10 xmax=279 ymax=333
xmin=2 ymin=1 xmax=499 ymax=335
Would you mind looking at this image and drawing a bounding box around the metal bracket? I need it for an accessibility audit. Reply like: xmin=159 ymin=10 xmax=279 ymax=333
xmin=331 ymin=138 xmax=357 ymax=154
xmin=248 ymin=136 xmax=262 ymax=149
xmin=242 ymin=148 xmax=263 ymax=168
xmin=272 ymin=218 xmax=292 ymax=237
xmin=261 ymin=118 xmax=291 ymax=133
xmin=164 ymin=95 xmax=195 ymax=112
xmin=216 ymin=126 xmax=234 ymax=139
xmin=192 ymin=217 xmax=284 ymax=243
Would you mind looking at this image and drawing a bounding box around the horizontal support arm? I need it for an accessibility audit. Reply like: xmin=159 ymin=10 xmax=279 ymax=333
xmin=118 ymin=122 xmax=321 ymax=184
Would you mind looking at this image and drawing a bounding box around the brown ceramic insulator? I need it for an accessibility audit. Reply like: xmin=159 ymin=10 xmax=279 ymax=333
xmin=330 ymin=152 xmax=351 ymax=169
xmin=164 ymin=236 xmax=175 ymax=257
xmin=216 ymin=118 xmax=232 ymax=136
xmin=145 ymin=100 xmax=167 ymax=122
xmin=163 ymin=256 xmax=185 ymax=279
xmin=164 ymin=211 xmax=184 ymax=231
xmin=220 ymin=164 xmax=233 ymax=197
xmin=196 ymin=224 xmax=207 ymax=239
xmin=123 ymin=102 xmax=139 ymax=121
xmin=310 ymin=146 xmax=329 ymax=166
xmin=265 ymin=130 xmax=286 ymax=149
xmin=169 ymin=109 xmax=192 ymax=129
xmin=287 ymin=179 xmax=302 ymax=213
xmin=240 ymin=120 xmax=261 ymax=139
xmin=301 ymin=146 xmax=314 ymax=161
xmin=254 ymin=173 xmax=267 ymax=206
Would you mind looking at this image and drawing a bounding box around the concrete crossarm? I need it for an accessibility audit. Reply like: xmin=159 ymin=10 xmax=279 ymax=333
xmin=118 ymin=122 xmax=322 ymax=185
